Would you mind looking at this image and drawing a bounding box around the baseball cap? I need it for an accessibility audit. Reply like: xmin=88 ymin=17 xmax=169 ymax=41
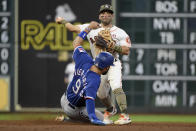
xmin=99 ymin=4 xmax=114 ymax=14
xmin=94 ymin=52 xmax=114 ymax=69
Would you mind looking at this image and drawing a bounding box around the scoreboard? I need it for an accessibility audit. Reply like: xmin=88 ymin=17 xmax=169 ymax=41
xmin=117 ymin=0 xmax=196 ymax=111
xmin=0 ymin=0 xmax=14 ymax=111
xmin=1 ymin=0 xmax=196 ymax=112
xmin=0 ymin=0 xmax=10 ymax=75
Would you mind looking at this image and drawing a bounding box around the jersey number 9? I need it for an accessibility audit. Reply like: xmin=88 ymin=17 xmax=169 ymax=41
xmin=72 ymin=79 xmax=81 ymax=94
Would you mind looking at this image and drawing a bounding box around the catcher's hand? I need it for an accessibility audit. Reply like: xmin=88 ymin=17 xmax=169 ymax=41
xmin=95 ymin=29 xmax=115 ymax=52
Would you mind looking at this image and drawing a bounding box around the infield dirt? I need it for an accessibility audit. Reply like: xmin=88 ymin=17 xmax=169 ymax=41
xmin=0 ymin=120 xmax=196 ymax=131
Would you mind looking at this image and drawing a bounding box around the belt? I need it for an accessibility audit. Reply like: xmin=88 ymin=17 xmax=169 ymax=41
xmin=68 ymin=103 xmax=75 ymax=109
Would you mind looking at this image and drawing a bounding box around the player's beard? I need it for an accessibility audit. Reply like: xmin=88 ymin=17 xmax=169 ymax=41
xmin=100 ymin=17 xmax=112 ymax=26
xmin=101 ymin=20 xmax=111 ymax=26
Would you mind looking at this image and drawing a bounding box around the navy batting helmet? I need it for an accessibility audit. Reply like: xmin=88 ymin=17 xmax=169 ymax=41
xmin=94 ymin=52 xmax=114 ymax=69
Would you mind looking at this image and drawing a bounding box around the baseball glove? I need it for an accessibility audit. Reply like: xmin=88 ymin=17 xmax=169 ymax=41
xmin=95 ymin=29 xmax=115 ymax=53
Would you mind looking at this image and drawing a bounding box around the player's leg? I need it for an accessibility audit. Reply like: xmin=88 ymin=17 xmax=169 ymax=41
xmin=96 ymin=75 xmax=116 ymax=124
xmin=55 ymin=94 xmax=70 ymax=121
xmin=108 ymin=59 xmax=131 ymax=125
xmin=108 ymin=60 xmax=127 ymax=113
xmin=78 ymin=106 xmax=114 ymax=125
xmin=97 ymin=75 xmax=117 ymax=115
xmin=78 ymin=107 xmax=104 ymax=121
xmin=60 ymin=94 xmax=103 ymax=123
xmin=60 ymin=93 xmax=83 ymax=120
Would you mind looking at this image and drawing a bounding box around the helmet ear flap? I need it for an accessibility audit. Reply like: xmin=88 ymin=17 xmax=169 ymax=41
xmin=94 ymin=52 xmax=114 ymax=69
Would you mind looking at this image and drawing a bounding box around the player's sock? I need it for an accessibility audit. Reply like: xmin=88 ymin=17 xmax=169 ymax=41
xmin=113 ymin=88 xmax=127 ymax=113
xmin=86 ymin=99 xmax=105 ymax=125
xmin=86 ymin=99 xmax=97 ymax=120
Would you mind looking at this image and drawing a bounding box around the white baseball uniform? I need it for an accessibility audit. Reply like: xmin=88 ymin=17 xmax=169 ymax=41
xmin=78 ymin=24 xmax=131 ymax=99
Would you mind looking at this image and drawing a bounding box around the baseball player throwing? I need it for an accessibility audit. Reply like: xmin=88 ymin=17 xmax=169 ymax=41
xmin=58 ymin=21 xmax=115 ymax=125
xmin=56 ymin=4 xmax=131 ymax=125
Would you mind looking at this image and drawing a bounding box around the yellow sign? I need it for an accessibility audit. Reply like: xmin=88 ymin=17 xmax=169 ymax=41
xmin=21 ymin=20 xmax=90 ymax=51
xmin=0 ymin=78 xmax=9 ymax=111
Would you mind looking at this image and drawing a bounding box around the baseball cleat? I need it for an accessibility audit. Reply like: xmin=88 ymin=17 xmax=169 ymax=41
xmin=104 ymin=106 xmax=117 ymax=117
xmin=91 ymin=119 xmax=105 ymax=125
xmin=114 ymin=113 xmax=131 ymax=125
xmin=103 ymin=107 xmax=116 ymax=125
xmin=55 ymin=115 xmax=65 ymax=121
xmin=103 ymin=117 xmax=113 ymax=125
xmin=55 ymin=115 xmax=70 ymax=121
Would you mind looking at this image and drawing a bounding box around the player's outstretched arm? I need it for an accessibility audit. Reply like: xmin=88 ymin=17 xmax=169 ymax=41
xmin=55 ymin=17 xmax=81 ymax=33
xmin=72 ymin=21 xmax=100 ymax=49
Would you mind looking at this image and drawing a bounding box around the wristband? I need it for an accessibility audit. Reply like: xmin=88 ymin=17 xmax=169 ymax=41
xmin=78 ymin=31 xmax=88 ymax=40
xmin=113 ymin=45 xmax=122 ymax=53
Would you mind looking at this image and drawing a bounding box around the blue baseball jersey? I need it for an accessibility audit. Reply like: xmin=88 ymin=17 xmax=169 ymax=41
xmin=66 ymin=46 xmax=101 ymax=107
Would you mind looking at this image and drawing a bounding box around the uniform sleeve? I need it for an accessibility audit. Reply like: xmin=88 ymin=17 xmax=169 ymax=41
xmin=73 ymin=46 xmax=92 ymax=67
xmin=117 ymin=30 xmax=132 ymax=48
xmin=83 ymin=73 xmax=100 ymax=100
xmin=77 ymin=24 xmax=90 ymax=32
